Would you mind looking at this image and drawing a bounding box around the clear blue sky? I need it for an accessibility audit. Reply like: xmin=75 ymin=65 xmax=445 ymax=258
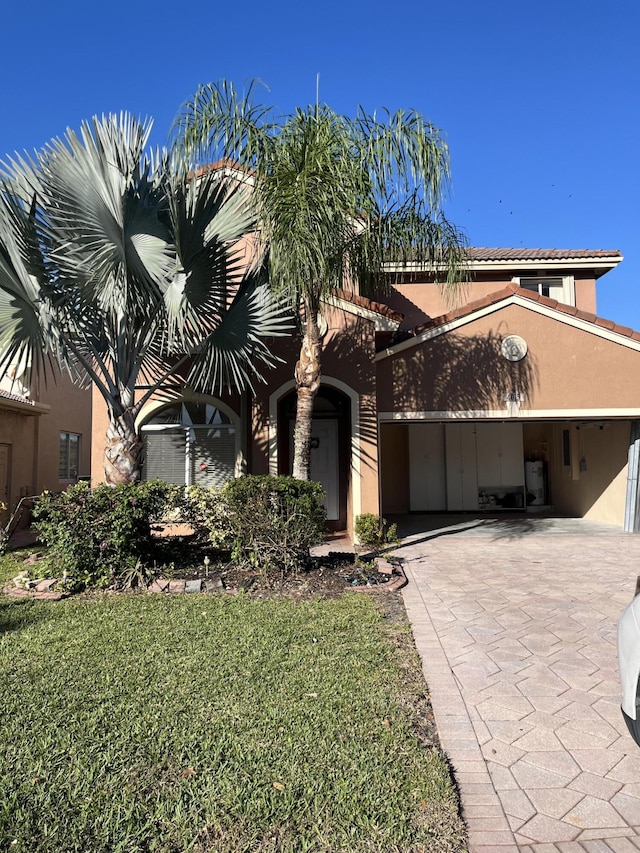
xmin=1 ymin=0 xmax=637 ymax=325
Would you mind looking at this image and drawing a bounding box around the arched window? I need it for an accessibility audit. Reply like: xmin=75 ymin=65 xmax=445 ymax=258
xmin=141 ymin=401 xmax=237 ymax=488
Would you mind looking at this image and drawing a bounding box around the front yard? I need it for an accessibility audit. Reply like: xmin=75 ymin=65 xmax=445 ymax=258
xmin=0 ymin=554 xmax=466 ymax=853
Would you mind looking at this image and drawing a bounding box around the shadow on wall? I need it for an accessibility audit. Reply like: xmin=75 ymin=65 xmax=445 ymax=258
xmin=253 ymin=315 xmax=381 ymax=473
xmin=386 ymin=329 xmax=539 ymax=413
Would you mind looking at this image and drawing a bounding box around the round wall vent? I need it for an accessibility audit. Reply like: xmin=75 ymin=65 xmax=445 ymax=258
xmin=501 ymin=335 xmax=528 ymax=361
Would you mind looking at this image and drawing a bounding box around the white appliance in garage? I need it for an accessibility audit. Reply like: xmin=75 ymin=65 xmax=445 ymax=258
xmin=408 ymin=422 xmax=525 ymax=512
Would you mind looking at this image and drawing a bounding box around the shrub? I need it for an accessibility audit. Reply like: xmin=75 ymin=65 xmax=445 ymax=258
xmin=32 ymin=481 xmax=180 ymax=588
xmin=354 ymin=513 xmax=400 ymax=552
xmin=181 ymin=484 xmax=231 ymax=549
xmin=222 ymin=475 xmax=326 ymax=575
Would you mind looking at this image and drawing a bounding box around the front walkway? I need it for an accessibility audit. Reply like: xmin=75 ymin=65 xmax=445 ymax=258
xmin=397 ymin=515 xmax=640 ymax=853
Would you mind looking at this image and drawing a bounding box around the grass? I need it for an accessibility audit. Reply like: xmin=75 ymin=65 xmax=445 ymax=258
xmin=0 ymin=553 xmax=465 ymax=853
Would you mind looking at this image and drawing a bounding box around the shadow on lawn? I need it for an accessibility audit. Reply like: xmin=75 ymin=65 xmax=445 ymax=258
xmin=0 ymin=599 xmax=50 ymax=636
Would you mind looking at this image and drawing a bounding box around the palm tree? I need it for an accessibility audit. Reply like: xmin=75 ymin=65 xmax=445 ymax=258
xmin=0 ymin=113 xmax=290 ymax=485
xmin=173 ymin=81 xmax=468 ymax=480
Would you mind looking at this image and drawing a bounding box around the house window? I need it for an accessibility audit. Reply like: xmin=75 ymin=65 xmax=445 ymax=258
xmin=59 ymin=432 xmax=80 ymax=480
xmin=141 ymin=401 xmax=237 ymax=489
xmin=518 ymin=276 xmax=575 ymax=306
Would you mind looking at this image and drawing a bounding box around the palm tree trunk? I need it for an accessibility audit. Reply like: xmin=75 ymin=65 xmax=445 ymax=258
xmin=104 ymin=409 xmax=143 ymax=486
xmin=292 ymin=298 xmax=322 ymax=480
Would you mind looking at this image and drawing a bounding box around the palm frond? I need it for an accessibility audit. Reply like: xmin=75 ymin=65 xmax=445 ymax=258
xmin=0 ymin=184 xmax=57 ymax=387
xmin=186 ymin=277 xmax=293 ymax=394
xmin=171 ymin=79 xmax=274 ymax=170
xmin=32 ymin=115 xmax=174 ymax=315
xmin=162 ymin=170 xmax=260 ymax=348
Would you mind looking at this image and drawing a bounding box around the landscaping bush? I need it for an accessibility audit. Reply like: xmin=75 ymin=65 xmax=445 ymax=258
xmin=32 ymin=480 xmax=180 ymax=588
xmin=354 ymin=513 xmax=400 ymax=552
xmin=222 ymin=475 xmax=326 ymax=575
xmin=181 ymin=483 xmax=231 ymax=549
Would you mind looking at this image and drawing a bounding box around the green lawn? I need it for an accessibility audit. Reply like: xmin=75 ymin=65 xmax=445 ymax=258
xmin=0 ymin=554 xmax=465 ymax=853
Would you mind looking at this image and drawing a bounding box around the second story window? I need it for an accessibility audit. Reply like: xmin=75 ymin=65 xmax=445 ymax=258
xmin=518 ymin=276 xmax=575 ymax=306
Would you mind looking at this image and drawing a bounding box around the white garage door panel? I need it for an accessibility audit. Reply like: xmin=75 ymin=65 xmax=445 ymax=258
xmin=445 ymin=423 xmax=478 ymax=511
xmin=476 ymin=423 xmax=524 ymax=486
xmin=408 ymin=424 xmax=446 ymax=511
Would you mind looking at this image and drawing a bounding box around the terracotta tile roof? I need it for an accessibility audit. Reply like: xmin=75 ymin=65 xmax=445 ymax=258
xmin=0 ymin=388 xmax=33 ymax=405
xmin=467 ymin=248 xmax=621 ymax=262
xmin=195 ymin=159 xmax=253 ymax=178
xmin=412 ymin=283 xmax=640 ymax=342
xmin=334 ymin=290 xmax=404 ymax=322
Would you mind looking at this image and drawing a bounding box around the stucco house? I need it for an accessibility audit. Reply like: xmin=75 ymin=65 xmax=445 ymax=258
xmin=90 ymin=245 xmax=640 ymax=533
xmin=0 ymin=367 xmax=91 ymax=526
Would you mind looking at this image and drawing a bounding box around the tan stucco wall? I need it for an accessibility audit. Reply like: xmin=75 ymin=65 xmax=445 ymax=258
xmin=37 ymin=374 xmax=92 ymax=491
xmin=90 ymin=304 xmax=379 ymax=532
xmin=545 ymin=421 xmax=629 ymax=524
xmin=0 ymin=408 xmax=38 ymax=508
xmin=0 ymin=370 xmax=90 ymax=511
xmin=377 ymin=303 xmax=640 ymax=415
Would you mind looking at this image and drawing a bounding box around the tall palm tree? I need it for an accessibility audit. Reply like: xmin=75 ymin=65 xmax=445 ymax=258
xmin=0 ymin=113 xmax=290 ymax=485
xmin=173 ymin=81 xmax=468 ymax=479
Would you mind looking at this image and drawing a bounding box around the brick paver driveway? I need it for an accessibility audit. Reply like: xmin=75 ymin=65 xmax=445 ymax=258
xmin=396 ymin=515 xmax=640 ymax=853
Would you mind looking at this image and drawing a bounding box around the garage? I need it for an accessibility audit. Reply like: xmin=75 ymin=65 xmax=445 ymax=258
xmin=406 ymin=422 xmax=526 ymax=512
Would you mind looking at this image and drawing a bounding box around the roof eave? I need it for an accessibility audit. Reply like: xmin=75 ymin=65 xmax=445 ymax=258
xmin=383 ymin=255 xmax=623 ymax=276
xmin=0 ymin=397 xmax=50 ymax=416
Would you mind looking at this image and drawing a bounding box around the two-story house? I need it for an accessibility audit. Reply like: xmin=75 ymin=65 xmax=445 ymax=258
xmin=91 ymin=246 xmax=640 ymax=533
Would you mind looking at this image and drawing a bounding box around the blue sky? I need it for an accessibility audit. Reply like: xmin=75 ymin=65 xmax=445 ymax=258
xmin=1 ymin=0 xmax=637 ymax=325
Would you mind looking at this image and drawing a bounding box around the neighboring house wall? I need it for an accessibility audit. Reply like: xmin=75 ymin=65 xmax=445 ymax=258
xmin=0 ymin=367 xmax=91 ymax=515
xmin=36 ymin=375 xmax=92 ymax=491
xmin=0 ymin=404 xmax=40 ymax=514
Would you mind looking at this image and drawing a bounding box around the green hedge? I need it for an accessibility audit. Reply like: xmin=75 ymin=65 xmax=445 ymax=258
xmin=32 ymin=480 xmax=180 ymax=588
xmin=31 ymin=476 xmax=327 ymax=588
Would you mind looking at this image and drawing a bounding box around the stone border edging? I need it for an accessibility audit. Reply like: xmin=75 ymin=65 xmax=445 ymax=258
xmin=2 ymin=557 xmax=408 ymax=600
xmin=346 ymin=559 xmax=407 ymax=593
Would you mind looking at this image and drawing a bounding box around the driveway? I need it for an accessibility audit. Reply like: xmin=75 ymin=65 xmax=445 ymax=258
xmin=396 ymin=514 xmax=640 ymax=853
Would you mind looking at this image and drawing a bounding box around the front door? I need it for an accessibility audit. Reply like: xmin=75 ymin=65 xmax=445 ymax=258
xmin=310 ymin=420 xmax=339 ymax=520
xmin=289 ymin=419 xmax=340 ymax=520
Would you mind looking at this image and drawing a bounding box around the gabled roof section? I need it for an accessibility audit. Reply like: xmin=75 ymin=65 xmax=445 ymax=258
xmin=376 ymin=284 xmax=640 ymax=360
xmin=325 ymin=290 xmax=403 ymax=332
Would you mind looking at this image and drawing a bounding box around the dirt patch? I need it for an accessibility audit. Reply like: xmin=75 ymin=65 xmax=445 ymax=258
xmin=150 ymin=540 xmax=402 ymax=599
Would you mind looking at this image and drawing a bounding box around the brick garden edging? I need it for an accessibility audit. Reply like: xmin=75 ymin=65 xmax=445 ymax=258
xmin=346 ymin=557 xmax=407 ymax=593
xmin=2 ymin=557 xmax=408 ymax=600
xmin=3 ymin=579 xmax=70 ymax=601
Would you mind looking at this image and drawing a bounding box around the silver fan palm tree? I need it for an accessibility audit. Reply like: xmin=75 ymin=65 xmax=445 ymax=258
xmin=0 ymin=113 xmax=290 ymax=485
xmin=173 ymin=81 xmax=468 ymax=480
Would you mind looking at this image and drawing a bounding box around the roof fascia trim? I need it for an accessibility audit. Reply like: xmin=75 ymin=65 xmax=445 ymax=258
xmin=378 ymin=408 xmax=640 ymax=421
xmin=0 ymin=397 xmax=50 ymax=416
xmin=383 ymin=255 xmax=623 ymax=275
xmin=325 ymin=295 xmax=401 ymax=332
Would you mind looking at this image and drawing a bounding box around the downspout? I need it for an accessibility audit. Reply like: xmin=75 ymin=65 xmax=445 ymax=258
xmin=624 ymin=420 xmax=640 ymax=533
xmin=32 ymin=412 xmax=41 ymax=496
